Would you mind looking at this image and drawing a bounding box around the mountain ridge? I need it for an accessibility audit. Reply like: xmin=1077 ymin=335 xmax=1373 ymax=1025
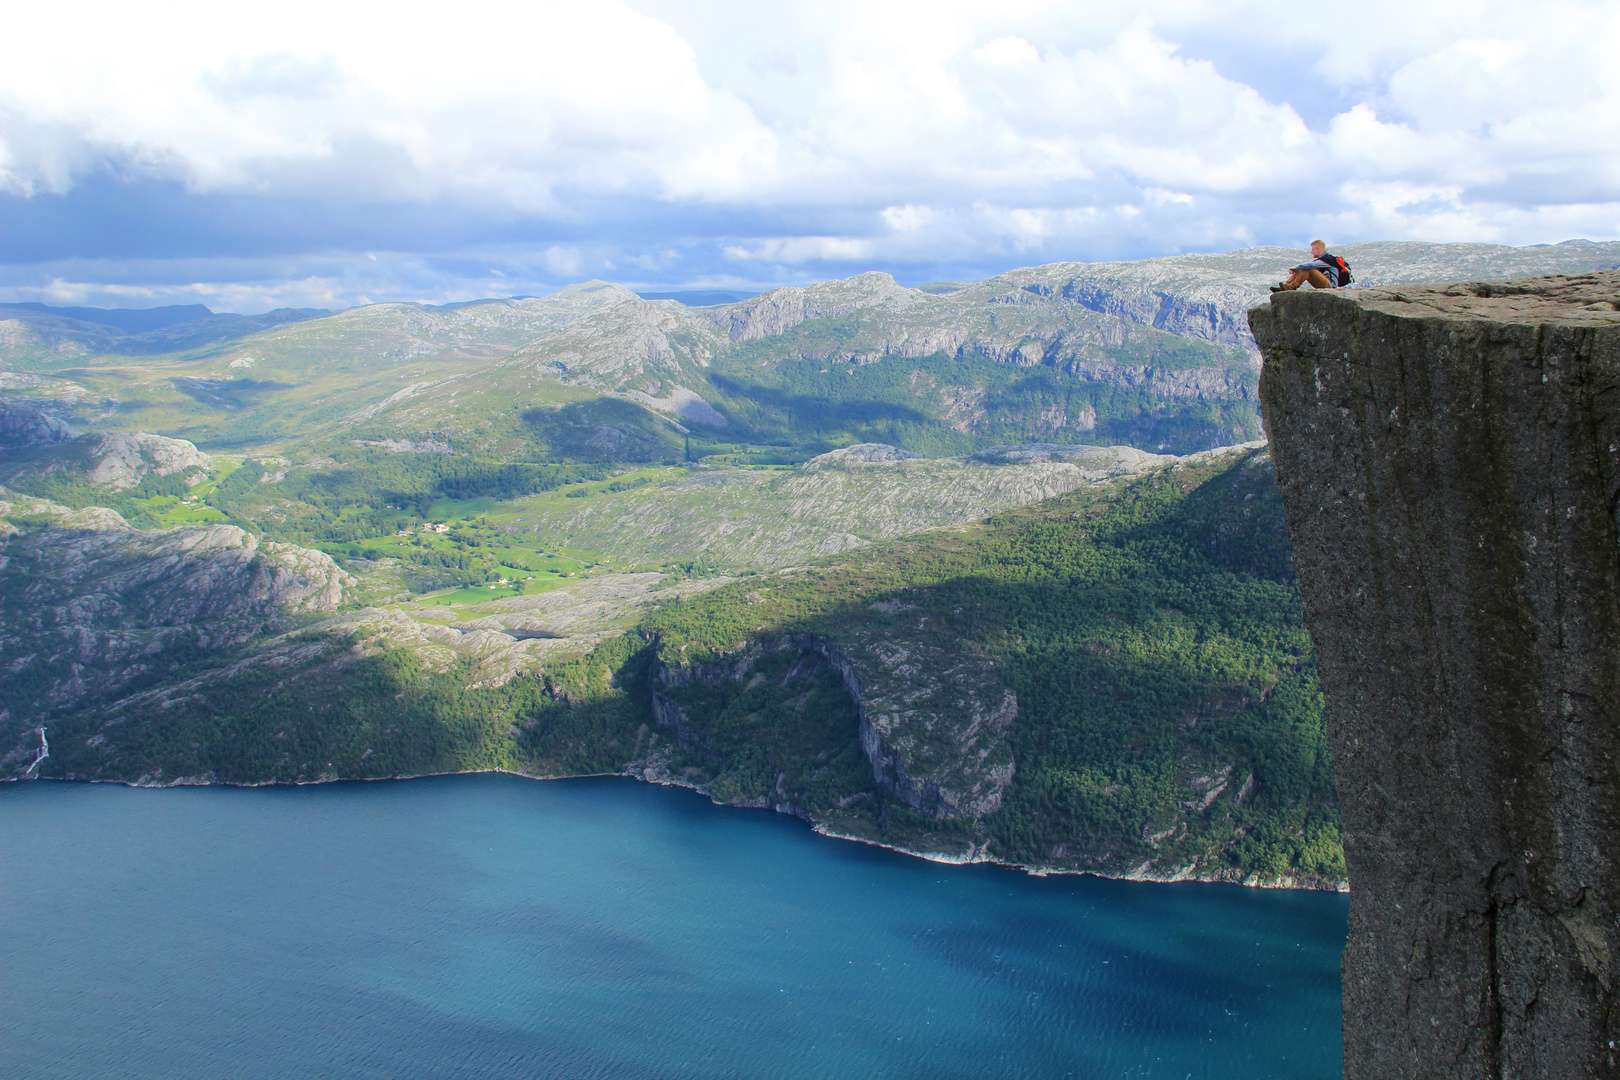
xmin=6 ymin=241 xmax=1616 ymax=465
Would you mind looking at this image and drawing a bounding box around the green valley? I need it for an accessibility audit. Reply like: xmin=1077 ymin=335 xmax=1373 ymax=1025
xmin=6 ymin=242 xmax=1620 ymax=887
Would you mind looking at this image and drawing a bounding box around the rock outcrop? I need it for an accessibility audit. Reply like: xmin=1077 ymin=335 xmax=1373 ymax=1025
xmin=0 ymin=402 xmax=210 ymax=488
xmin=81 ymin=431 xmax=211 ymax=489
xmin=0 ymin=490 xmax=353 ymax=722
xmin=0 ymin=401 xmax=79 ymax=446
xmin=1252 ymin=272 xmax=1620 ymax=1078
xmin=651 ymin=627 xmax=1017 ymax=821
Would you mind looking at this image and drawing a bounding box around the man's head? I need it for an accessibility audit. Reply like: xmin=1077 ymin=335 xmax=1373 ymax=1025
xmin=1310 ymin=239 xmax=1326 ymax=257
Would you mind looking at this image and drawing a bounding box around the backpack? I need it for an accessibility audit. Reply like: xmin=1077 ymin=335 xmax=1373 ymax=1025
xmin=1323 ymin=253 xmax=1353 ymax=287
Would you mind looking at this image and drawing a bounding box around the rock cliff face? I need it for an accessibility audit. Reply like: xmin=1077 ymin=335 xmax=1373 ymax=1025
xmin=650 ymin=626 xmax=1017 ymax=821
xmin=0 ymin=490 xmax=353 ymax=726
xmin=1252 ymin=273 xmax=1620 ymax=1079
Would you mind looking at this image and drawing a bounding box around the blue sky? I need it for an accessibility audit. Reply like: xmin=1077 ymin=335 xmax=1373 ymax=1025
xmin=1 ymin=0 xmax=1615 ymax=312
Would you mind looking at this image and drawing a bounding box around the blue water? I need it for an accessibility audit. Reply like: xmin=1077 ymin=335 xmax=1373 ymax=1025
xmin=1 ymin=775 xmax=1347 ymax=1079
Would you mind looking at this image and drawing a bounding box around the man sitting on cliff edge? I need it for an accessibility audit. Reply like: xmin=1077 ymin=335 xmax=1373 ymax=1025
xmin=1272 ymin=240 xmax=1350 ymax=291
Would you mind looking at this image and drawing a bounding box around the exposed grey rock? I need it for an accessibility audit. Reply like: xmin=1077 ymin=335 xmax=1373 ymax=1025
xmin=840 ymin=633 xmax=1017 ymax=819
xmin=617 ymin=384 xmax=728 ymax=428
xmin=82 ymin=431 xmax=211 ymax=489
xmin=707 ymin=272 xmax=923 ymax=342
xmin=0 ymin=490 xmax=353 ymax=719
xmin=0 ymin=401 xmax=78 ymax=447
xmin=970 ymin=443 xmax=1165 ymax=469
xmin=800 ymin=442 xmax=921 ymax=468
xmin=652 ymin=628 xmax=1016 ymax=820
xmin=510 ymin=442 xmax=1173 ymax=572
xmin=0 ymin=403 xmax=210 ymax=489
xmin=1252 ymin=271 xmax=1620 ymax=1079
xmin=351 ymin=437 xmax=452 ymax=453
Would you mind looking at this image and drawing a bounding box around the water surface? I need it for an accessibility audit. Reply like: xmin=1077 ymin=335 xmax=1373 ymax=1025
xmin=1 ymin=774 xmax=1347 ymax=1079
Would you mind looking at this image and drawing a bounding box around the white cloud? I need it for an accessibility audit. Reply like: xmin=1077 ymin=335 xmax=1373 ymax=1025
xmin=15 ymin=274 xmax=351 ymax=312
xmin=0 ymin=0 xmax=1616 ymax=307
xmin=0 ymin=0 xmax=772 ymax=206
xmin=542 ymin=246 xmax=583 ymax=276
xmin=881 ymin=205 xmax=938 ymax=232
xmin=724 ymin=236 xmax=878 ymax=263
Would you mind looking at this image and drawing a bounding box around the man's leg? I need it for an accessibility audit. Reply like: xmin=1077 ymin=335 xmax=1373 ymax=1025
xmin=1279 ymin=269 xmax=1309 ymax=290
xmin=1304 ymin=268 xmax=1333 ymax=289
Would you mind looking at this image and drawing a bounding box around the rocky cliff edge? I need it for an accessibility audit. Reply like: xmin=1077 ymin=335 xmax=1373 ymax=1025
xmin=1252 ymin=272 xmax=1620 ymax=1079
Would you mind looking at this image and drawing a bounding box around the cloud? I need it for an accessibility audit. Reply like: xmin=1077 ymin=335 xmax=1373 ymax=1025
xmin=724 ymin=236 xmax=877 ymax=263
xmin=0 ymin=0 xmax=1615 ymax=309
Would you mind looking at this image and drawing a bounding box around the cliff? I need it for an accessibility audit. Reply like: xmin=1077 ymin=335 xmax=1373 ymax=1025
xmin=1252 ymin=273 xmax=1620 ymax=1078
xmin=0 ymin=488 xmax=353 ymax=741
xmin=650 ymin=627 xmax=1017 ymax=821
xmin=625 ymin=445 xmax=1342 ymax=884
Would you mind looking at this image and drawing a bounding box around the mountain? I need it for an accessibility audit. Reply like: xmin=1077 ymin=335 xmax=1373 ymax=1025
xmin=5 ymin=242 xmax=1619 ymax=884
xmin=0 ymin=302 xmax=220 ymax=334
xmin=490 ymin=442 xmax=1174 ymax=572
xmin=3 ymin=241 xmax=1615 ymax=465
xmin=0 ymin=444 xmax=1342 ymax=887
xmin=0 ymin=304 xmax=332 ymax=362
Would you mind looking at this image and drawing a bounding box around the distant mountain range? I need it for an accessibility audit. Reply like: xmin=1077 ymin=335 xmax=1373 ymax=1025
xmin=0 ymin=302 xmax=226 ymax=334
xmin=3 ymin=240 xmax=1615 ymax=461
xmin=0 ymin=302 xmax=332 ymax=357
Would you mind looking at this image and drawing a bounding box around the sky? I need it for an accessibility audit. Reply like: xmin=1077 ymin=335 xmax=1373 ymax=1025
xmin=0 ymin=0 xmax=1615 ymax=312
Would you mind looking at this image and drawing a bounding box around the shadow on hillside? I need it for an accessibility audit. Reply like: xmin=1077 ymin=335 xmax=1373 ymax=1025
xmin=170 ymin=376 xmax=295 ymax=411
xmin=706 ymin=374 xmax=935 ymax=431
xmin=520 ymin=399 xmax=683 ymax=463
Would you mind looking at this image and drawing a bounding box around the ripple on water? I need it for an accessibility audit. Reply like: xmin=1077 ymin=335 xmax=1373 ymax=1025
xmin=1 ymin=773 xmax=1347 ymax=1079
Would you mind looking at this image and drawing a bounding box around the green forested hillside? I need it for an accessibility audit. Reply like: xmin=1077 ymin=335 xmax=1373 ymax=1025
xmin=603 ymin=446 xmax=1340 ymax=883
xmin=13 ymin=448 xmax=1341 ymax=886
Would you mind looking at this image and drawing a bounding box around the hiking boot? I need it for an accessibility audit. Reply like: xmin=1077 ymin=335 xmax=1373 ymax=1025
xmin=1270 ymin=283 xmax=1287 ymax=293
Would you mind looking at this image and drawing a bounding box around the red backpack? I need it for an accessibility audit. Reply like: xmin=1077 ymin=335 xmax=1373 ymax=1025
xmin=1322 ymin=253 xmax=1354 ymax=287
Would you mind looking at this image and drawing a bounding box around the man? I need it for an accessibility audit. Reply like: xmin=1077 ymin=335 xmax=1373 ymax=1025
xmin=1272 ymin=241 xmax=1345 ymax=291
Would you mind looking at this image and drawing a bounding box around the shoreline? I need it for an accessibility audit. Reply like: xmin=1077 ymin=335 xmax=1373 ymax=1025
xmin=15 ymin=766 xmax=1349 ymax=893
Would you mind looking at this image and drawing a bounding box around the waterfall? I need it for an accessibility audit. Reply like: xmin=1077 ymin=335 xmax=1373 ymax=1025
xmin=22 ymin=727 xmax=47 ymax=777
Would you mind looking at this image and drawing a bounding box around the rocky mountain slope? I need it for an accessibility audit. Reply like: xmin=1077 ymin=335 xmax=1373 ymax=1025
xmin=5 ymin=242 xmax=1614 ymax=464
xmin=0 ymin=405 xmax=213 ymax=490
xmin=499 ymin=442 xmax=1173 ymax=571
xmin=0 ymin=488 xmax=352 ymax=753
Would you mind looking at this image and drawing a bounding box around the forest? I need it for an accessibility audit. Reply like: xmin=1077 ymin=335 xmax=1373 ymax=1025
xmin=18 ymin=449 xmax=1342 ymax=884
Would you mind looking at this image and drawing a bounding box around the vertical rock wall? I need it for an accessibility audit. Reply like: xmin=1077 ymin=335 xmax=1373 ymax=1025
xmin=1251 ymin=273 xmax=1620 ymax=1079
